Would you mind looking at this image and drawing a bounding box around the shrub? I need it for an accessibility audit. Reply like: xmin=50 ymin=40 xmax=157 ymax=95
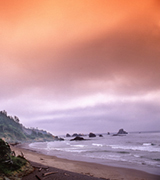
xmin=0 ymin=138 xmax=27 ymax=176
xmin=0 ymin=138 xmax=11 ymax=162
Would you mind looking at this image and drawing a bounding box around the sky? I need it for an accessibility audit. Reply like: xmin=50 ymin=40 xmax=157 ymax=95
xmin=0 ymin=0 xmax=160 ymax=135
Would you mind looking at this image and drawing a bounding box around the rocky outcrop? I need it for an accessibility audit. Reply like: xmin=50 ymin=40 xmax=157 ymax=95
xmin=70 ymin=136 xmax=85 ymax=141
xmin=89 ymin=132 xmax=96 ymax=137
xmin=66 ymin=133 xmax=71 ymax=137
xmin=72 ymin=133 xmax=84 ymax=137
xmin=55 ymin=136 xmax=64 ymax=141
xmin=117 ymin=129 xmax=128 ymax=135
xmin=113 ymin=129 xmax=128 ymax=136
xmin=72 ymin=133 xmax=79 ymax=137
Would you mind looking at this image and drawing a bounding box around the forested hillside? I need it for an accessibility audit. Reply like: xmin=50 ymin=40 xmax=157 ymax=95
xmin=0 ymin=110 xmax=55 ymax=142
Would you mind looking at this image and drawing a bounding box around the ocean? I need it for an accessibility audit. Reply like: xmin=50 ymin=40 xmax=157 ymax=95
xmin=28 ymin=132 xmax=160 ymax=175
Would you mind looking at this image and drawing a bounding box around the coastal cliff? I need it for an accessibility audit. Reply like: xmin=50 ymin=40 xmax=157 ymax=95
xmin=0 ymin=110 xmax=55 ymax=142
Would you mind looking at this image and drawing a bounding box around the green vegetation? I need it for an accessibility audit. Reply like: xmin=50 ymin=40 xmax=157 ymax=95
xmin=0 ymin=138 xmax=11 ymax=162
xmin=0 ymin=139 xmax=26 ymax=176
xmin=0 ymin=110 xmax=55 ymax=142
xmin=0 ymin=156 xmax=27 ymax=176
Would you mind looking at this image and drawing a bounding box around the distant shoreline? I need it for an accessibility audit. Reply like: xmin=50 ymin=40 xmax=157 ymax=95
xmin=11 ymin=144 xmax=160 ymax=180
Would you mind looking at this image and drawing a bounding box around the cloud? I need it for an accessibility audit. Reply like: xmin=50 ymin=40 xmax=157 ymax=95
xmin=0 ymin=0 xmax=160 ymax=134
xmin=28 ymin=98 xmax=160 ymax=134
xmin=1 ymin=1 xmax=160 ymax=95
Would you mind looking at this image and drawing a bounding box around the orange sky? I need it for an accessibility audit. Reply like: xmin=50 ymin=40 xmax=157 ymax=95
xmin=1 ymin=0 xmax=159 ymax=52
xmin=0 ymin=0 xmax=160 ymax=134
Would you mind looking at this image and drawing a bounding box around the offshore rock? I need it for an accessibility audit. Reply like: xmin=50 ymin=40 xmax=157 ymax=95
xmin=66 ymin=133 xmax=71 ymax=137
xmin=117 ymin=129 xmax=128 ymax=135
xmin=72 ymin=133 xmax=84 ymax=137
xmin=113 ymin=129 xmax=128 ymax=136
xmin=72 ymin=133 xmax=79 ymax=137
xmin=89 ymin=133 xmax=96 ymax=137
xmin=70 ymin=136 xmax=85 ymax=141
xmin=55 ymin=136 xmax=64 ymax=141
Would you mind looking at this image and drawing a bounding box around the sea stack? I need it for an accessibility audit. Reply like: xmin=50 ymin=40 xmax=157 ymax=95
xmin=113 ymin=129 xmax=128 ymax=136
xmin=117 ymin=129 xmax=128 ymax=135
xmin=89 ymin=132 xmax=96 ymax=137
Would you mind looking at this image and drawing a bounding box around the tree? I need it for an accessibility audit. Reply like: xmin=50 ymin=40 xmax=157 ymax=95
xmin=14 ymin=116 xmax=20 ymax=123
xmin=0 ymin=138 xmax=11 ymax=162
xmin=0 ymin=110 xmax=7 ymax=116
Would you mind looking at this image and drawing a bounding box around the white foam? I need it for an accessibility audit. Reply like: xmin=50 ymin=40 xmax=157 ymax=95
xmin=71 ymin=145 xmax=86 ymax=148
xmin=92 ymin=143 xmax=103 ymax=147
xmin=134 ymin=154 xmax=140 ymax=158
xmin=143 ymin=143 xmax=152 ymax=146
xmin=109 ymin=145 xmax=160 ymax=152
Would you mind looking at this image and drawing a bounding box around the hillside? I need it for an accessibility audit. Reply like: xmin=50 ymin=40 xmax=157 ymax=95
xmin=0 ymin=110 xmax=56 ymax=142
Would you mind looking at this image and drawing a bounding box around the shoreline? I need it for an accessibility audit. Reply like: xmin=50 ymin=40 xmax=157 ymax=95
xmin=11 ymin=144 xmax=160 ymax=180
xmin=19 ymin=142 xmax=160 ymax=176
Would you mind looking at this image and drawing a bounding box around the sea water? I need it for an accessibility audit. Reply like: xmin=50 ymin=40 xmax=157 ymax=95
xmin=28 ymin=132 xmax=160 ymax=175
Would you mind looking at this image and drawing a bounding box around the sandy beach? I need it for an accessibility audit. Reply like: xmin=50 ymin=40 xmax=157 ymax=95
xmin=11 ymin=145 xmax=160 ymax=180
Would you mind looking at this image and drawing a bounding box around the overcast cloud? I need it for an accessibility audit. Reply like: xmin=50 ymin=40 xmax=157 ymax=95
xmin=0 ymin=0 xmax=160 ymax=135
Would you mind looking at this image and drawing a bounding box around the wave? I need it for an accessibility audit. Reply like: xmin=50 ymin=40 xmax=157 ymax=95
xmin=92 ymin=143 xmax=103 ymax=147
xmin=108 ymin=145 xmax=160 ymax=152
xmin=143 ymin=143 xmax=155 ymax=146
xmin=71 ymin=145 xmax=86 ymax=148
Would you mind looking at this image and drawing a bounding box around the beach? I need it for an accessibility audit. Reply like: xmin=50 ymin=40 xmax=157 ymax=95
xmin=11 ymin=145 xmax=160 ymax=180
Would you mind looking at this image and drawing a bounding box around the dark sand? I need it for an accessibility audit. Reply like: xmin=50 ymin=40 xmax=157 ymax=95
xmin=23 ymin=161 xmax=106 ymax=180
xmin=11 ymin=145 xmax=160 ymax=180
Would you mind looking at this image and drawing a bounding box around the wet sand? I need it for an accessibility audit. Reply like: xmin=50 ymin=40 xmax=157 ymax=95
xmin=11 ymin=145 xmax=160 ymax=180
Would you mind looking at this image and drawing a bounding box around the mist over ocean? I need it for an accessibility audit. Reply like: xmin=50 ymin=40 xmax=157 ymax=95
xmin=28 ymin=132 xmax=160 ymax=175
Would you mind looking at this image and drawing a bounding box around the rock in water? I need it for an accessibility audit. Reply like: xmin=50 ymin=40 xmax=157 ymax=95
xmin=113 ymin=129 xmax=128 ymax=136
xmin=66 ymin=133 xmax=71 ymax=137
xmin=117 ymin=129 xmax=128 ymax=135
xmin=70 ymin=136 xmax=85 ymax=141
xmin=89 ymin=133 xmax=96 ymax=137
